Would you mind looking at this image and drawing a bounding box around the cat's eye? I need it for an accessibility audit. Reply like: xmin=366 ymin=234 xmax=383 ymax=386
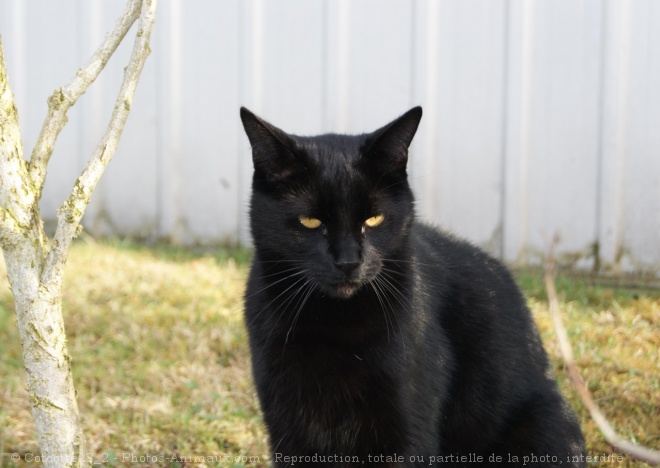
xmin=299 ymin=216 xmax=322 ymax=229
xmin=364 ymin=214 xmax=385 ymax=228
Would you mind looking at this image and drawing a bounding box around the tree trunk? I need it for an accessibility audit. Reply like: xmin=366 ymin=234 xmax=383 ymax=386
xmin=0 ymin=37 xmax=86 ymax=467
xmin=0 ymin=1 xmax=157 ymax=465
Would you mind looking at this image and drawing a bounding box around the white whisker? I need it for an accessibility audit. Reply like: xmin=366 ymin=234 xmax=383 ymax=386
xmin=284 ymin=280 xmax=317 ymax=347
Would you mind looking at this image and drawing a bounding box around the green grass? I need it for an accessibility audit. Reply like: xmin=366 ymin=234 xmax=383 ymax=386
xmin=0 ymin=241 xmax=658 ymax=467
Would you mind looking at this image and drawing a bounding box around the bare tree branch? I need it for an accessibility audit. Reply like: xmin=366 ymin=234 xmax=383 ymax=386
xmin=41 ymin=0 xmax=157 ymax=290
xmin=1 ymin=0 xmax=157 ymax=465
xmin=27 ymin=0 xmax=142 ymax=200
xmin=544 ymin=235 xmax=660 ymax=467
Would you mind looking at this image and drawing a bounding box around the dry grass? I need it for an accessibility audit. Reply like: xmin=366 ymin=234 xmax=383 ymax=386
xmin=0 ymin=241 xmax=266 ymax=467
xmin=0 ymin=241 xmax=658 ymax=467
xmin=518 ymin=272 xmax=659 ymax=467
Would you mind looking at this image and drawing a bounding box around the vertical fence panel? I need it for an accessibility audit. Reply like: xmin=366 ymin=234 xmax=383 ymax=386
xmin=177 ymin=0 xmax=241 ymax=244
xmin=337 ymin=0 xmax=414 ymax=133
xmin=256 ymin=1 xmax=325 ymax=134
xmin=153 ymin=0 xmax=242 ymax=244
xmin=599 ymin=0 xmax=660 ymax=272
xmin=620 ymin=0 xmax=660 ymax=271
xmin=504 ymin=0 xmax=604 ymax=267
xmin=412 ymin=0 xmax=507 ymax=256
xmin=90 ymin=1 xmax=159 ymax=239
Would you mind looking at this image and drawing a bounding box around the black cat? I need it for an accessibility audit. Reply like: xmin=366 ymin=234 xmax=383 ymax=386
xmin=240 ymin=106 xmax=586 ymax=467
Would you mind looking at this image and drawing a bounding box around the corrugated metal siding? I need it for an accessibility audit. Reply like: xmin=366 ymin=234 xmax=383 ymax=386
xmin=0 ymin=0 xmax=658 ymax=273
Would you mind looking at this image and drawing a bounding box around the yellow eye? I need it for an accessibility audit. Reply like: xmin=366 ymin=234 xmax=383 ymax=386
xmin=299 ymin=216 xmax=322 ymax=229
xmin=364 ymin=214 xmax=385 ymax=228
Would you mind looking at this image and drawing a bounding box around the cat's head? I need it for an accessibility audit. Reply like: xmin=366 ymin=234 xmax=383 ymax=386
xmin=241 ymin=107 xmax=422 ymax=299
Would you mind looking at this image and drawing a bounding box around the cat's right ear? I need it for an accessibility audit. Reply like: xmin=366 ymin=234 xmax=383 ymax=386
xmin=240 ymin=107 xmax=302 ymax=183
xmin=363 ymin=106 xmax=423 ymax=174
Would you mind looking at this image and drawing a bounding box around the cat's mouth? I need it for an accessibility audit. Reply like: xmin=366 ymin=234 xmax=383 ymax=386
xmin=318 ymin=266 xmax=381 ymax=299
xmin=326 ymin=280 xmax=361 ymax=299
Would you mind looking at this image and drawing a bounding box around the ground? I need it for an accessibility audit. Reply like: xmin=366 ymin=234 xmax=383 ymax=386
xmin=0 ymin=240 xmax=657 ymax=467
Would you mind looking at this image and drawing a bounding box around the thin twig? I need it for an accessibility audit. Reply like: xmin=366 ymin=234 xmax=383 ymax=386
xmin=40 ymin=0 xmax=157 ymax=289
xmin=544 ymin=234 xmax=660 ymax=466
xmin=28 ymin=0 xmax=142 ymax=199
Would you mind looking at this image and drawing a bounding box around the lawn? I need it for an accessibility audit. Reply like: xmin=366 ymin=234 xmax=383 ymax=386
xmin=0 ymin=240 xmax=657 ymax=467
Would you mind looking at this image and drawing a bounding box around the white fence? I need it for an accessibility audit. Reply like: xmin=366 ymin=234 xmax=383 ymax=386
xmin=0 ymin=0 xmax=658 ymax=273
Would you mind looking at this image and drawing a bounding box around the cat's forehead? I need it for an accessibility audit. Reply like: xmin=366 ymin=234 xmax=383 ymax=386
xmin=295 ymin=133 xmax=367 ymax=180
xmin=281 ymin=134 xmax=374 ymax=212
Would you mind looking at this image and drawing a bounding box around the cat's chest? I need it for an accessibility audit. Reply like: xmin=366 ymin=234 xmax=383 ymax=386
xmin=273 ymin=341 xmax=405 ymax=446
xmin=267 ymin=293 xmax=411 ymax=392
xmin=281 ymin=338 xmax=377 ymax=378
xmin=276 ymin=336 xmax=398 ymax=400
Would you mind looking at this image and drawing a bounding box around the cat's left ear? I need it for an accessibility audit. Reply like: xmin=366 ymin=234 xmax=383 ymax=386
xmin=363 ymin=106 xmax=422 ymax=172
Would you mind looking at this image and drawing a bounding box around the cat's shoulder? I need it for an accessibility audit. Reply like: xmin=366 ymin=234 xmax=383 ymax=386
xmin=410 ymin=220 xmax=481 ymax=258
xmin=410 ymin=220 xmax=512 ymax=280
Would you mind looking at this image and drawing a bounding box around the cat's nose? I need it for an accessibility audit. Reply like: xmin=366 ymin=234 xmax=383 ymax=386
xmin=334 ymin=259 xmax=361 ymax=275
xmin=333 ymin=237 xmax=362 ymax=276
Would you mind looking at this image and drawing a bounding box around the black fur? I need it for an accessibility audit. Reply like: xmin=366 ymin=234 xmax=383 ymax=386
xmin=240 ymin=107 xmax=586 ymax=467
